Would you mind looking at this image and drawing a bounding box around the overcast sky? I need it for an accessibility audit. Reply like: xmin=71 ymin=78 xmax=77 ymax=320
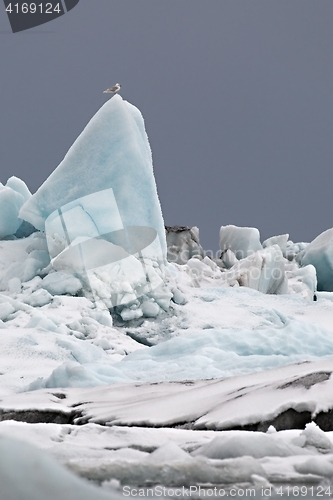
xmin=1 ymin=1 xmax=333 ymax=251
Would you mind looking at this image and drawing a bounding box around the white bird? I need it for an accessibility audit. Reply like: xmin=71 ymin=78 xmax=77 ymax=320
xmin=103 ymin=83 xmax=121 ymax=94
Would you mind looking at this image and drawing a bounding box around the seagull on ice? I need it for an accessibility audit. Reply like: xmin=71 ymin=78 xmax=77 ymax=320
xmin=103 ymin=83 xmax=121 ymax=94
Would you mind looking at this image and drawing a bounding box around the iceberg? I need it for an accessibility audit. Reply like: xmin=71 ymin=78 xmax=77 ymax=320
xmin=285 ymin=263 xmax=317 ymax=300
xmin=263 ymin=233 xmax=289 ymax=256
xmin=19 ymin=95 xmax=166 ymax=243
xmin=0 ymin=177 xmax=32 ymax=239
xmin=165 ymin=225 xmax=205 ymax=264
xmin=301 ymin=228 xmax=333 ymax=291
xmin=19 ymin=95 xmax=170 ymax=312
xmin=221 ymin=245 xmax=288 ymax=294
xmin=220 ymin=225 xmax=262 ymax=260
xmin=0 ymin=435 xmax=118 ymax=500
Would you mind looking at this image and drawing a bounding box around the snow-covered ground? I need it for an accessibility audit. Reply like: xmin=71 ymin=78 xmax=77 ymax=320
xmin=1 ymin=232 xmax=333 ymax=497
xmin=1 ymin=95 xmax=333 ymax=498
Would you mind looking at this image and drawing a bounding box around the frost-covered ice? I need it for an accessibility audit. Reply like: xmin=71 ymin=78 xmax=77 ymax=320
xmin=30 ymin=318 xmax=333 ymax=389
xmin=0 ymin=419 xmax=332 ymax=495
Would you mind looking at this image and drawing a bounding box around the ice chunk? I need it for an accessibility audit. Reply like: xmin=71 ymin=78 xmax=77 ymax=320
xmin=285 ymin=240 xmax=309 ymax=262
xmin=263 ymin=233 xmax=289 ymax=255
xmin=25 ymin=315 xmax=58 ymax=331
xmin=0 ymin=238 xmax=49 ymax=289
xmin=146 ymin=442 xmax=192 ymax=463
xmin=38 ymin=361 xmax=129 ymax=388
xmin=120 ymin=308 xmax=143 ymax=321
xmin=23 ymin=289 xmax=53 ymax=307
xmin=70 ymin=452 xmax=266 ymax=486
xmin=0 ymin=302 xmax=15 ymax=321
xmin=89 ymin=309 xmax=113 ymax=327
xmin=171 ymin=287 xmax=186 ymax=305
xmin=166 ymin=225 xmax=204 ymax=264
xmin=8 ymin=277 xmax=21 ymax=294
xmin=220 ymin=225 xmax=262 ymax=260
xmin=0 ymin=184 xmax=24 ymax=239
xmin=20 ymin=95 xmax=169 ymax=311
xmin=222 ymin=245 xmax=287 ymax=294
xmin=41 ymin=272 xmax=82 ymax=296
xmin=295 ymin=456 xmax=333 ymax=478
xmin=300 ymin=422 xmax=332 ymax=451
xmin=301 ymin=228 xmax=333 ymax=291
xmin=221 ymin=248 xmax=238 ymax=269
xmin=21 ymin=257 xmax=44 ymax=282
xmin=0 ymin=177 xmax=32 ymax=239
xmin=193 ymin=433 xmax=307 ymax=459
xmin=6 ymin=176 xmax=31 ymax=202
xmin=286 ymin=263 xmax=317 ymax=300
xmin=0 ymin=435 xmax=117 ymax=500
xmin=141 ymin=301 xmax=160 ymax=317
xmin=19 ymin=95 xmax=166 ymax=248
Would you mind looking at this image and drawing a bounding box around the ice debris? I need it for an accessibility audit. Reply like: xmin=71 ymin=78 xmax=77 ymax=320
xmin=0 ymin=177 xmax=32 ymax=239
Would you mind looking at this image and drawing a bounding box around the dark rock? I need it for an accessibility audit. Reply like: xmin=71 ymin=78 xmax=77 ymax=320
xmin=0 ymin=409 xmax=77 ymax=425
xmin=165 ymin=226 xmax=191 ymax=233
xmin=314 ymin=409 xmax=333 ymax=431
xmin=125 ymin=330 xmax=154 ymax=347
xmin=278 ymin=372 xmax=331 ymax=390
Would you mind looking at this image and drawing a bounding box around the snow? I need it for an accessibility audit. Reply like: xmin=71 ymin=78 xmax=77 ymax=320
xmin=295 ymin=456 xmax=333 ymax=478
xmin=41 ymin=271 xmax=83 ymax=296
xmin=0 ymin=421 xmax=331 ymax=494
xmin=1 ymin=233 xmax=333 ymax=496
xmin=193 ymin=432 xmax=310 ymax=459
xmin=300 ymin=422 xmax=332 ymax=451
xmin=23 ymin=288 xmax=53 ymax=307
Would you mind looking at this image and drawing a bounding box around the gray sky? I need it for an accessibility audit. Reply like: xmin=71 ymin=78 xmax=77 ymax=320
xmin=1 ymin=1 xmax=333 ymax=252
